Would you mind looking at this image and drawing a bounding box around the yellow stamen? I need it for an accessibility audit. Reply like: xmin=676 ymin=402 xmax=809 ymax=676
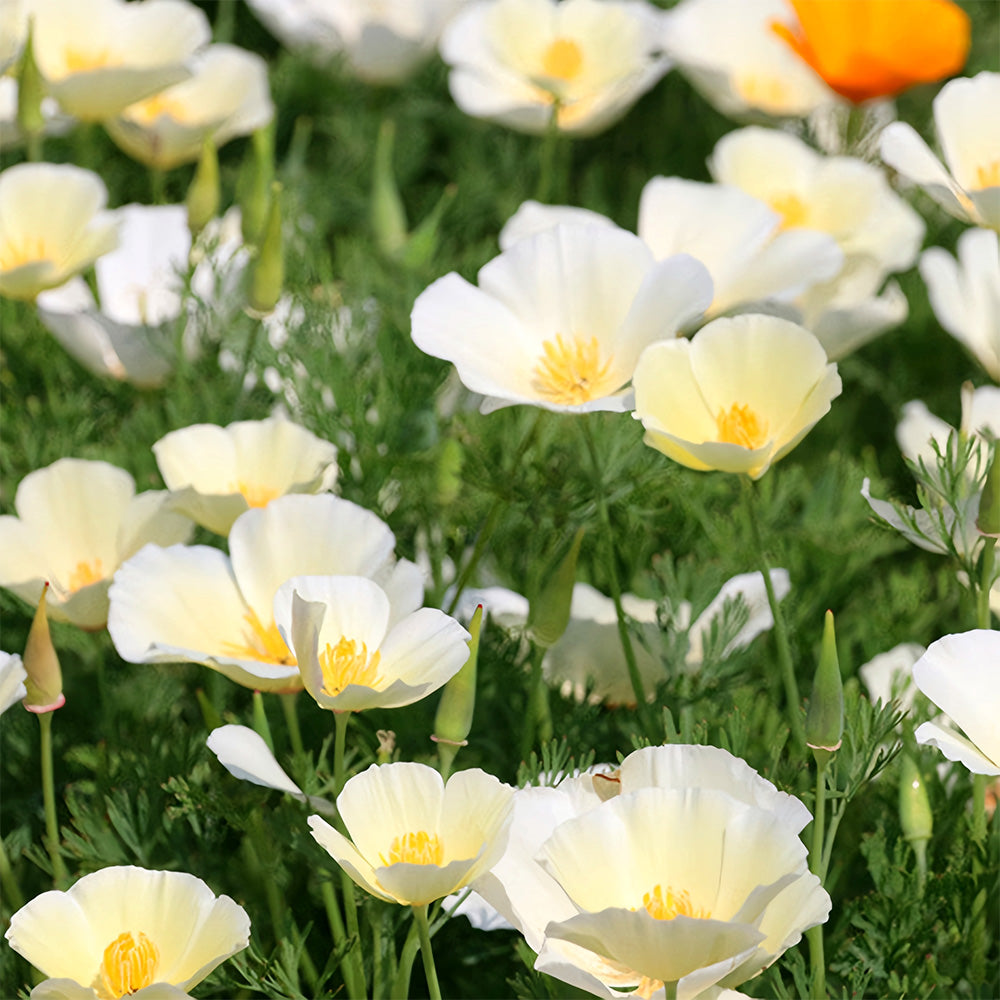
xmin=974 ymin=160 xmax=1000 ymax=191
xmin=735 ymin=73 xmax=791 ymax=109
xmin=319 ymin=636 xmax=381 ymax=696
xmin=231 ymin=480 xmax=280 ymax=508
xmin=380 ymin=830 xmax=444 ymax=866
xmin=532 ymin=334 xmax=614 ymax=406
xmin=716 ymin=402 xmax=769 ymax=450
xmin=641 ymin=884 xmax=707 ymax=921
xmin=221 ymin=607 xmax=296 ymax=664
xmin=541 ymin=37 xmax=583 ymax=80
xmin=67 ymin=558 xmax=104 ymax=592
xmin=0 ymin=236 xmax=52 ymax=271
xmin=125 ymin=92 xmax=195 ymax=126
xmin=635 ymin=977 xmax=665 ymax=1000
xmin=98 ymin=931 xmax=159 ymax=999
xmin=768 ymin=192 xmax=810 ymax=230
xmin=63 ymin=47 xmax=118 ymax=75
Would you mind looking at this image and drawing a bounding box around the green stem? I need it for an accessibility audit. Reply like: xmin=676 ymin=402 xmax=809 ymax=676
xmin=446 ymin=410 xmax=544 ymax=616
xmin=971 ymin=773 xmax=988 ymax=846
xmin=280 ymin=691 xmax=305 ymax=758
xmin=742 ymin=476 xmax=805 ymax=747
xmin=0 ymin=836 xmax=24 ymax=911
xmin=412 ymin=904 xmax=442 ymax=1000
xmin=535 ymin=103 xmax=562 ymax=203
xmin=976 ymin=538 xmax=995 ymax=630
xmin=333 ymin=711 xmax=350 ymax=796
xmin=521 ymin=644 xmax=552 ymax=758
xmin=25 ymin=128 xmax=42 ymax=163
xmin=321 ymin=877 xmax=360 ymax=999
xmin=807 ymin=760 xmax=828 ymax=999
xmin=581 ymin=419 xmax=656 ymax=737
xmin=38 ymin=712 xmax=67 ymax=886
xmin=150 ymin=167 xmax=166 ymax=205
xmin=391 ymin=922 xmax=421 ymax=1000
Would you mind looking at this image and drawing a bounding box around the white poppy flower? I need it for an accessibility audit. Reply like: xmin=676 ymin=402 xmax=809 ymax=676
xmin=108 ymin=494 xmax=423 ymax=692
xmin=880 ymin=71 xmax=1000 ymax=231
xmin=153 ymin=416 xmax=339 ymax=536
xmin=105 ymin=44 xmax=274 ymax=171
xmin=0 ymin=0 xmax=28 ymax=73
xmin=661 ymin=0 xmax=839 ymax=119
xmin=275 ymin=574 xmax=470 ymax=713
xmin=0 ymin=163 xmax=119 ymax=302
xmin=919 ymin=227 xmax=1000 ymax=382
xmin=309 ymin=761 xmax=515 ymax=905
xmin=246 ymin=0 xmax=465 ymax=85
xmin=411 ymin=223 xmax=713 ymax=413
xmin=498 ymin=200 xmax=617 ymax=250
xmin=858 ymin=643 xmax=924 ymax=714
xmin=4 ymin=865 xmax=250 ymax=999
xmin=440 ymin=0 xmax=670 ymax=136
xmin=0 ymin=458 xmax=193 ymax=629
xmin=0 ymin=651 xmax=28 ymax=715
xmin=913 ymin=630 xmax=1000 ymax=776
xmin=27 ymin=0 xmax=210 ymax=121
xmin=633 ymin=315 xmax=841 ymax=480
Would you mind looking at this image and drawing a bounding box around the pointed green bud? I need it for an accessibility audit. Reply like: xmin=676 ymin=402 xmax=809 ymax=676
xmin=805 ymin=610 xmax=843 ymax=765
xmin=435 ymin=437 xmax=464 ymax=507
xmin=22 ymin=585 xmax=65 ymax=714
xmin=434 ymin=605 xmax=482 ymax=778
xmin=186 ymin=135 xmax=220 ymax=238
xmin=195 ymin=688 xmax=224 ymax=731
xmin=251 ymin=690 xmax=274 ymax=753
xmin=977 ymin=442 xmax=1000 ymax=538
xmin=17 ymin=18 xmax=45 ymax=138
xmin=898 ymin=755 xmax=932 ymax=844
xmin=371 ymin=118 xmax=408 ymax=258
xmin=237 ymin=121 xmax=275 ymax=246
xmin=248 ymin=181 xmax=283 ymax=316
xmin=528 ymin=528 xmax=584 ymax=648
xmin=401 ymin=183 xmax=457 ymax=271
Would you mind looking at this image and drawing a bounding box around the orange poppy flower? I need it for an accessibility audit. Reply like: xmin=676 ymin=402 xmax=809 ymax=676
xmin=772 ymin=0 xmax=971 ymax=104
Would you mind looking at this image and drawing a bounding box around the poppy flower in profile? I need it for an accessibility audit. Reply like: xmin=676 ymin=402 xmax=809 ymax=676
xmin=772 ymin=0 xmax=970 ymax=104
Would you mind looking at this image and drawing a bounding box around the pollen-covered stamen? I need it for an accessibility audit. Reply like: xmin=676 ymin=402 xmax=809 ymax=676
xmin=67 ymin=558 xmax=105 ymax=592
xmin=380 ymin=830 xmax=444 ymax=866
xmin=974 ymin=160 xmax=1000 ymax=190
xmin=735 ymin=73 xmax=791 ymax=109
xmin=230 ymin=480 xmax=280 ymax=508
xmin=768 ymin=192 xmax=809 ymax=230
xmin=532 ymin=334 xmax=614 ymax=405
xmin=641 ymin=884 xmax=707 ymax=921
xmin=0 ymin=235 xmax=52 ymax=270
xmin=126 ymin=92 xmax=194 ymax=125
xmin=716 ymin=402 xmax=769 ymax=450
xmin=541 ymin=37 xmax=583 ymax=80
xmin=635 ymin=976 xmax=666 ymax=1000
xmin=221 ymin=607 xmax=296 ymax=665
xmin=98 ymin=931 xmax=159 ymax=999
xmin=319 ymin=636 xmax=381 ymax=695
xmin=63 ymin=47 xmax=119 ymax=76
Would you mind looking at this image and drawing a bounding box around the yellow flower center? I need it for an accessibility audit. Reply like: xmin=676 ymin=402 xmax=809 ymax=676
xmin=319 ymin=636 xmax=381 ymax=696
xmin=63 ymin=46 xmax=119 ymax=76
xmin=541 ymin=37 xmax=583 ymax=80
xmin=641 ymin=884 xmax=707 ymax=921
xmin=532 ymin=334 xmax=614 ymax=405
xmin=716 ymin=402 xmax=769 ymax=449
xmin=635 ymin=977 xmax=665 ymax=1000
xmin=768 ymin=192 xmax=810 ymax=230
xmin=98 ymin=931 xmax=159 ymax=999
xmin=125 ymin=91 xmax=196 ymax=126
xmin=0 ymin=235 xmax=52 ymax=271
xmin=67 ymin=558 xmax=105 ymax=592
xmin=381 ymin=830 xmax=444 ymax=866
xmin=974 ymin=160 xmax=1000 ymax=191
xmin=221 ymin=607 xmax=296 ymax=665
xmin=230 ymin=480 xmax=281 ymax=508
xmin=735 ymin=73 xmax=791 ymax=109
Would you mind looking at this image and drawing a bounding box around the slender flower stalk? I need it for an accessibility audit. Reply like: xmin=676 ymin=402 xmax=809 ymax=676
xmin=281 ymin=691 xmax=305 ymax=758
xmin=37 ymin=712 xmax=66 ymax=885
xmin=412 ymin=904 xmax=442 ymax=1000
xmin=807 ymin=758 xmax=829 ymax=999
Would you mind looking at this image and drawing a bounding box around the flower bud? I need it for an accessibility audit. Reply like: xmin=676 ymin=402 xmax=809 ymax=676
xmin=371 ymin=118 xmax=408 ymax=259
xmin=238 ymin=122 xmax=274 ymax=246
xmin=806 ymin=610 xmax=843 ymax=765
xmin=401 ymin=183 xmax=456 ymax=271
xmin=17 ymin=18 xmax=45 ymax=144
xmin=528 ymin=528 xmax=584 ymax=648
xmin=251 ymin=690 xmax=274 ymax=752
xmin=433 ymin=605 xmax=482 ymax=777
xmin=976 ymin=443 xmax=1000 ymax=538
xmin=186 ymin=136 xmax=220 ymax=238
xmin=22 ymin=584 xmax=65 ymax=714
xmin=899 ymin=754 xmax=932 ymax=885
xmin=247 ymin=181 xmax=283 ymax=315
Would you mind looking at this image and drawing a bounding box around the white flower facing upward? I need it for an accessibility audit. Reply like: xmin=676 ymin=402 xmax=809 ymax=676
xmin=105 ymin=44 xmax=274 ymax=171
xmin=309 ymin=762 xmax=515 ymax=906
xmin=275 ymin=574 xmax=471 ymax=713
xmin=858 ymin=643 xmax=925 ymax=715
xmin=0 ymin=652 xmax=28 ymax=715
xmin=153 ymin=416 xmax=339 ymax=536
xmin=246 ymin=0 xmax=465 ymax=85
xmin=0 ymin=163 xmax=119 ymax=302
xmin=4 ymin=865 xmax=250 ymax=1000
xmin=411 ymin=223 xmax=713 ymax=413
xmin=919 ymin=227 xmax=1000 ymax=383
xmin=881 ymin=71 xmax=1000 ymax=231
xmin=0 ymin=458 xmax=193 ymax=629
xmin=440 ymin=0 xmax=670 ymax=136
xmin=661 ymin=0 xmax=839 ymax=120
xmin=27 ymin=0 xmax=210 ymax=121
xmin=913 ymin=630 xmax=1000 ymax=776
xmin=633 ymin=314 xmax=842 ymax=480
xmin=108 ymin=494 xmax=424 ymax=693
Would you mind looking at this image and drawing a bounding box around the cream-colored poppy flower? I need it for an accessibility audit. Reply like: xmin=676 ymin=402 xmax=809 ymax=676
xmin=411 ymin=223 xmax=712 ymax=413
xmin=246 ymin=0 xmax=465 ymax=85
xmin=858 ymin=642 xmax=924 ymax=714
xmin=4 ymin=865 xmax=250 ymax=1000
xmin=662 ymin=0 xmax=839 ymax=119
xmin=440 ymin=0 xmax=669 ymax=136
xmin=153 ymin=417 xmax=339 ymax=536
xmin=308 ymin=761 xmax=514 ymax=906
xmin=0 ymin=163 xmax=119 ymax=302
xmin=0 ymin=651 xmax=28 ymax=715
xmin=0 ymin=459 xmax=192 ymax=630
xmin=108 ymin=494 xmax=424 ymax=692
xmin=27 ymin=0 xmax=210 ymax=121
xmin=880 ymin=71 xmax=1000 ymax=231
xmin=633 ymin=314 xmax=841 ymax=479
xmin=276 ymin=574 xmax=470 ymax=713
xmin=919 ymin=227 xmax=1000 ymax=382
xmin=913 ymin=630 xmax=1000 ymax=776
xmin=105 ymin=44 xmax=274 ymax=171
